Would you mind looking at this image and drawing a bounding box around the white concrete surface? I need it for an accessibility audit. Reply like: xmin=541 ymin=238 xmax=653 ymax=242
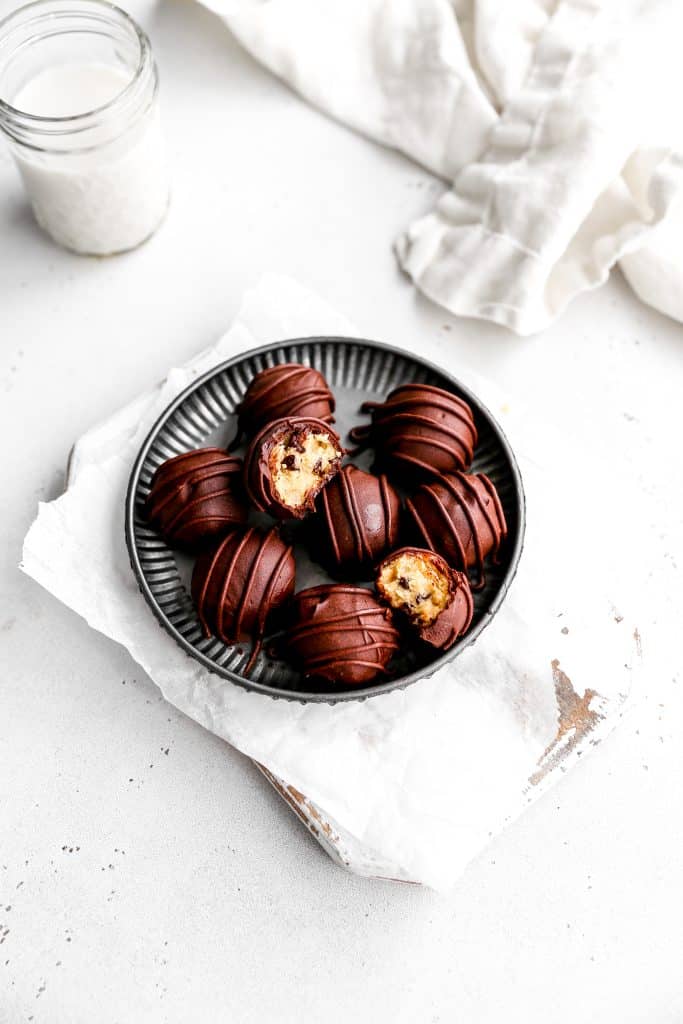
xmin=1 ymin=2 xmax=681 ymax=1021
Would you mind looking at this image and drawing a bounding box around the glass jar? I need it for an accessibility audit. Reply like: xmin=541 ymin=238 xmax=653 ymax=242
xmin=0 ymin=0 xmax=169 ymax=255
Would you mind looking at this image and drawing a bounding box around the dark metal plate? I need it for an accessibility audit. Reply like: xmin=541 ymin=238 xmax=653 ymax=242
xmin=125 ymin=337 xmax=525 ymax=702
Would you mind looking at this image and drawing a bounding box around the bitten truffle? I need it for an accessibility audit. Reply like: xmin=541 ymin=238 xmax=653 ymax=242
xmin=314 ymin=464 xmax=402 ymax=579
xmin=145 ymin=447 xmax=247 ymax=549
xmin=191 ymin=526 xmax=295 ymax=672
xmin=405 ymin=470 xmax=507 ymax=589
xmin=244 ymin=417 xmax=343 ymax=519
xmin=349 ymin=383 xmax=477 ymax=481
xmin=284 ymin=584 xmax=400 ymax=686
xmin=229 ymin=363 xmax=335 ymax=449
xmin=376 ymin=547 xmax=473 ymax=651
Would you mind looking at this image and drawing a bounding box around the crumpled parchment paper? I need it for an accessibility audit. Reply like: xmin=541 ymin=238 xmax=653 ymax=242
xmin=21 ymin=274 xmax=640 ymax=891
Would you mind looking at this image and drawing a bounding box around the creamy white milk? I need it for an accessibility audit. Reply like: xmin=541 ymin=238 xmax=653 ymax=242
xmin=10 ymin=61 xmax=169 ymax=255
xmin=14 ymin=61 xmax=127 ymax=116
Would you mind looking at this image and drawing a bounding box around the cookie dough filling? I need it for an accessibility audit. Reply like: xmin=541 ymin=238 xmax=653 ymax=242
xmin=377 ymin=550 xmax=451 ymax=625
xmin=270 ymin=428 xmax=341 ymax=509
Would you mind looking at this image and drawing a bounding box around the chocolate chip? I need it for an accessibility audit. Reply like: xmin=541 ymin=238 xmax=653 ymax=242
xmin=415 ymin=594 xmax=423 ymax=604
xmin=281 ymin=454 xmax=298 ymax=471
xmin=398 ymin=576 xmax=410 ymax=589
xmin=313 ymin=458 xmax=324 ymax=475
xmin=290 ymin=434 xmax=306 ymax=453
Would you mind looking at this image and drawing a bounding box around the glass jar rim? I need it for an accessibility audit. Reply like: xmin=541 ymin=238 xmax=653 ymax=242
xmin=0 ymin=0 xmax=151 ymax=128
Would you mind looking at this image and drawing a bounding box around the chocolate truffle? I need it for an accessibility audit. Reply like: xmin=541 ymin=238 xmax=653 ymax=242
xmin=229 ymin=363 xmax=335 ymax=449
xmin=145 ymin=447 xmax=247 ymax=549
xmin=285 ymin=584 xmax=400 ymax=686
xmin=405 ymin=471 xmax=507 ymax=590
xmin=349 ymin=383 xmax=477 ymax=481
xmin=191 ymin=526 xmax=295 ymax=672
xmin=244 ymin=417 xmax=344 ymax=520
xmin=376 ymin=547 xmax=473 ymax=651
xmin=315 ymin=464 xmax=402 ymax=579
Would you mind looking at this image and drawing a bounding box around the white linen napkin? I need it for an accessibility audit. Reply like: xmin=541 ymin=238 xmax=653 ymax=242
xmin=196 ymin=0 xmax=683 ymax=335
xmin=21 ymin=275 xmax=640 ymax=891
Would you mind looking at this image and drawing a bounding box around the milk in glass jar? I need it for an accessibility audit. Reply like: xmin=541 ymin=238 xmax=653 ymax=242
xmin=0 ymin=0 xmax=169 ymax=255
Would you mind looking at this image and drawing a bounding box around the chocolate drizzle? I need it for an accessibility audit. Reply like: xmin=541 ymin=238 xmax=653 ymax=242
xmin=405 ymin=471 xmax=507 ymax=590
xmin=348 ymin=383 xmax=477 ymax=480
xmin=191 ymin=526 xmax=295 ymax=673
xmin=285 ymin=584 xmax=400 ymax=685
xmin=229 ymin=363 xmax=335 ymax=449
xmin=421 ymin=568 xmax=473 ymax=650
xmin=316 ymin=464 xmax=401 ymax=578
xmin=244 ymin=416 xmax=344 ymax=519
xmin=145 ymin=447 xmax=247 ymax=548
